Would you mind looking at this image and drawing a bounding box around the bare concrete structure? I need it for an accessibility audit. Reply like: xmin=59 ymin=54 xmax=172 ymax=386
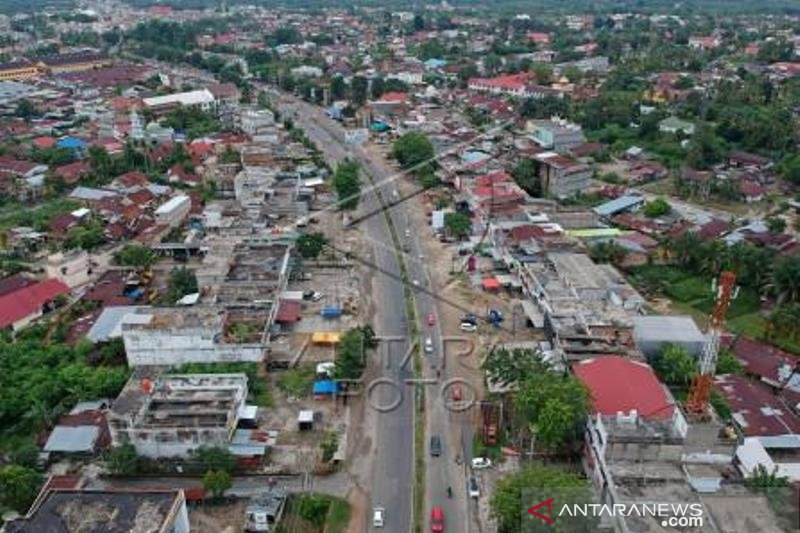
xmin=109 ymin=372 xmax=248 ymax=458
xmin=121 ymin=307 xmax=266 ymax=365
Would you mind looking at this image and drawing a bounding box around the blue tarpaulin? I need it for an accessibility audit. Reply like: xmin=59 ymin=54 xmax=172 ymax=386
xmin=313 ymin=380 xmax=339 ymax=395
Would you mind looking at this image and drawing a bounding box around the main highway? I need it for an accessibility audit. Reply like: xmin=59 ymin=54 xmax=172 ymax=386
xmin=271 ymin=91 xmax=471 ymax=532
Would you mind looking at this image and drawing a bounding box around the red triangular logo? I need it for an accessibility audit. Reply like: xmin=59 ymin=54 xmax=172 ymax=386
xmin=528 ymin=498 xmax=555 ymax=524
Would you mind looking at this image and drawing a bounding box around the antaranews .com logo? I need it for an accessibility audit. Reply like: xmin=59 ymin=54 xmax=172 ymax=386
xmin=520 ymin=488 xmax=704 ymax=532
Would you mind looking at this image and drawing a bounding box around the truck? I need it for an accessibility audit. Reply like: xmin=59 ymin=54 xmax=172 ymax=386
xmin=320 ymin=306 xmax=342 ymax=319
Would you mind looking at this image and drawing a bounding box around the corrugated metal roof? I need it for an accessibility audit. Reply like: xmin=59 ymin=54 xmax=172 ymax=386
xmin=44 ymin=425 xmax=98 ymax=453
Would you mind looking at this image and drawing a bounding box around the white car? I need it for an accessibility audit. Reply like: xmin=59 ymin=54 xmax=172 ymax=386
xmin=373 ymin=506 xmax=385 ymax=527
xmin=311 ymin=291 xmax=325 ymax=302
xmin=468 ymin=476 xmax=480 ymax=498
xmin=471 ymin=457 xmax=492 ymax=469
xmin=424 ymin=337 xmax=434 ymax=354
xmin=460 ymin=322 xmax=478 ymax=332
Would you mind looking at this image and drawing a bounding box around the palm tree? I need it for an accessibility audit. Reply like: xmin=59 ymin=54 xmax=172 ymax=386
xmin=772 ymin=256 xmax=800 ymax=304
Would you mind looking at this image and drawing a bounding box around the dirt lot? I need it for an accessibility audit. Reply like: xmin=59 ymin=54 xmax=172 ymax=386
xmin=189 ymin=501 xmax=247 ymax=533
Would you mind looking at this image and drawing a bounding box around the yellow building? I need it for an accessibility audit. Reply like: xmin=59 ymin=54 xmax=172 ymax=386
xmin=0 ymin=60 xmax=40 ymax=81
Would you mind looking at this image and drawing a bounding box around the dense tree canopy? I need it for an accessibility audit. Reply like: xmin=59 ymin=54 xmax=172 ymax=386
xmin=392 ymin=132 xmax=434 ymax=170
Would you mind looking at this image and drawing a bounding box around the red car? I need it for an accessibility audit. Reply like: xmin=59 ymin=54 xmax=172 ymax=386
xmin=451 ymin=385 xmax=463 ymax=402
xmin=430 ymin=506 xmax=445 ymax=532
xmin=427 ymin=313 xmax=436 ymax=326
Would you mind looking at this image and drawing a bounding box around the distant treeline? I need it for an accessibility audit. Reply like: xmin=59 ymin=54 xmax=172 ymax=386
xmin=8 ymin=0 xmax=800 ymax=16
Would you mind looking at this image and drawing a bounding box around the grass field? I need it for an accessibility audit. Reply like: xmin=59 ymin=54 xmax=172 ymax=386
xmin=628 ymin=264 xmax=800 ymax=355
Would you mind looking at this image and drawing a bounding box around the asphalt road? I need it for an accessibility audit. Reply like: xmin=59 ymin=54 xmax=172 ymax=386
xmin=273 ymin=94 xmax=416 ymax=533
xmin=273 ymin=93 xmax=477 ymax=532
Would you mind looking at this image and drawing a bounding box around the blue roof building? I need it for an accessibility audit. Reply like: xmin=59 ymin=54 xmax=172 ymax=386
xmin=593 ymin=195 xmax=645 ymax=217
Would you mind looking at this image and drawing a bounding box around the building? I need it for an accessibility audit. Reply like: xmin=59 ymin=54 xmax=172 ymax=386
xmin=109 ymin=372 xmax=248 ymax=458
xmin=533 ymin=152 xmax=592 ymax=198
xmin=658 ymin=116 xmax=695 ymax=135
xmin=39 ymin=51 xmax=111 ymax=74
xmin=154 ymin=194 xmax=191 ymax=228
xmin=121 ymin=307 xmax=267 ymax=366
xmin=246 ymin=489 xmax=287 ymax=532
xmin=593 ymin=195 xmax=645 ymax=218
xmin=143 ymin=89 xmax=216 ymax=115
xmin=528 ymin=118 xmax=586 ymax=152
xmin=0 ymin=277 xmax=69 ymax=331
xmin=0 ymin=60 xmax=40 ymax=81
xmin=6 ymin=484 xmax=189 ymax=533
xmin=240 ymin=108 xmax=276 ymax=137
xmin=633 ymin=315 xmax=707 ymax=359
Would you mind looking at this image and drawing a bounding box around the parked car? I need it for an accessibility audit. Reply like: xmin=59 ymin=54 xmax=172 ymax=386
xmin=461 ymin=313 xmax=478 ymax=324
xmin=430 ymin=435 xmax=442 ymax=457
xmin=451 ymin=385 xmax=462 ymax=402
xmin=471 ymin=457 xmax=492 ymax=470
xmin=430 ymin=506 xmax=445 ymax=532
xmin=468 ymin=476 xmax=480 ymax=498
xmin=424 ymin=337 xmax=434 ymax=353
xmin=459 ymin=322 xmax=477 ymax=332
xmin=373 ymin=507 xmax=385 ymax=528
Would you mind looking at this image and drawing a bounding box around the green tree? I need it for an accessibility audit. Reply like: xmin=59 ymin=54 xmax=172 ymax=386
xmin=773 ymin=255 xmax=800 ymax=304
xmin=490 ymin=463 xmax=593 ymax=533
xmin=510 ymin=159 xmax=542 ymax=197
xmin=589 ymin=241 xmax=627 ymax=265
xmin=333 ymin=326 xmax=374 ymax=380
xmin=515 ymin=371 xmax=590 ymax=453
xmin=167 ymin=267 xmax=198 ymax=302
xmin=777 ymin=154 xmax=800 ymax=185
xmin=642 ymin=197 xmax=671 ymax=218
xmin=0 ymin=465 xmax=41 ymax=513
xmin=117 ymin=243 xmax=156 ymax=268
xmin=766 ymin=217 xmax=787 ymax=234
xmin=14 ymin=98 xmax=37 ymax=120
xmin=88 ymin=145 xmax=113 ymax=182
xmin=296 ymin=232 xmax=328 ymax=259
xmin=203 ymin=469 xmax=232 ymax=499
xmin=392 ymin=132 xmax=434 ymax=170
xmin=686 ymin=126 xmax=724 ymax=170
xmin=744 ymin=464 xmax=789 ymax=489
xmin=653 ymin=344 xmax=697 ymax=386
xmin=444 ymin=212 xmax=471 ymax=239
xmin=716 ymin=349 xmax=743 ymax=375
xmin=332 ymin=160 xmax=361 ymax=211
xmin=194 ymin=446 xmax=236 ymax=474
xmin=104 ymin=444 xmax=139 ymax=475
xmin=350 ymin=76 xmax=368 ymax=106
xmin=320 ymin=432 xmax=338 ymax=462
xmin=483 ymin=348 xmax=550 ymax=388
xmin=10 ymin=444 xmax=40 ymax=469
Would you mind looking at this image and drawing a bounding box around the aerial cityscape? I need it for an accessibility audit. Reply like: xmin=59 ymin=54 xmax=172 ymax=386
xmin=0 ymin=0 xmax=798 ymax=531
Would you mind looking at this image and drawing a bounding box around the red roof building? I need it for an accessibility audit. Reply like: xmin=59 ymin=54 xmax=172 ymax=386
xmin=573 ymin=356 xmax=675 ymax=421
xmin=0 ymin=278 xmax=69 ymax=331
xmin=715 ymin=374 xmax=800 ymax=437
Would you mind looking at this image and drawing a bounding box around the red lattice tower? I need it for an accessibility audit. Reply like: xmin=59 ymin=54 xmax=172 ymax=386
xmin=685 ymin=271 xmax=737 ymax=417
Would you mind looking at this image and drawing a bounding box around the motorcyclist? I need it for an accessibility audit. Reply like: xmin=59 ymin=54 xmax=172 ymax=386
xmin=447 ymin=486 xmax=453 ymax=498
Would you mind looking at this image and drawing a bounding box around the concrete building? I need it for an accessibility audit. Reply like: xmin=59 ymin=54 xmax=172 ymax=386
xmin=44 ymin=250 xmax=92 ymax=288
xmin=143 ymin=89 xmax=216 ymax=115
xmin=6 ymin=486 xmax=190 ymax=533
xmin=533 ymin=152 xmax=592 ymax=198
xmin=633 ymin=315 xmax=707 ymax=359
xmin=658 ymin=116 xmax=695 ymax=135
xmin=240 ymin=107 xmax=276 ymax=137
xmin=528 ymin=118 xmax=586 ymax=152
xmin=155 ymin=194 xmax=191 ymax=228
xmin=109 ymin=372 xmax=248 ymax=458
xmin=121 ymin=307 xmax=266 ymax=366
xmin=575 ymin=356 xmax=748 ymax=533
